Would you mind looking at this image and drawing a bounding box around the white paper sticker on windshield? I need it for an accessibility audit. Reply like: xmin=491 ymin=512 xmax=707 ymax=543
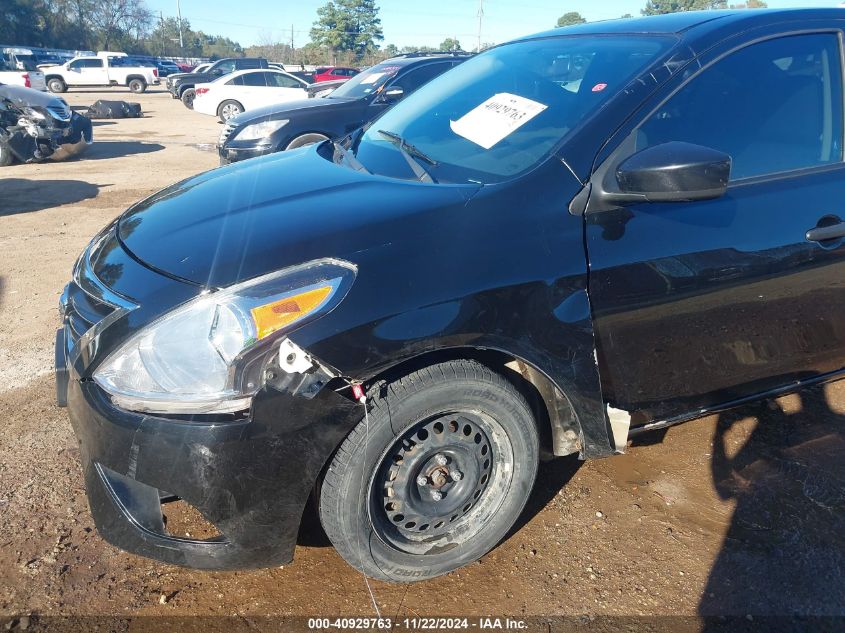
xmin=361 ymin=72 xmax=385 ymax=85
xmin=449 ymin=93 xmax=548 ymax=149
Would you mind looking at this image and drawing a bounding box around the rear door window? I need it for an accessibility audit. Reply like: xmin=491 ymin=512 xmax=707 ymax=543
xmin=241 ymin=71 xmax=268 ymax=87
xmin=269 ymin=73 xmax=303 ymax=88
xmin=637 ymin=33 xmax=844 ymax=180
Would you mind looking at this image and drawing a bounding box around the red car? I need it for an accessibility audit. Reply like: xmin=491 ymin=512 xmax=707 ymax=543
xmin=312 ymin=66 xmax=359 ymax=83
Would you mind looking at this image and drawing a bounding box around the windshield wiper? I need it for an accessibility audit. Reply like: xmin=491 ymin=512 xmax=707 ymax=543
xmin=377 ymin=129 xmax=438 ymax=183
xmin=332 ymin=139 xmax=369 ymax=174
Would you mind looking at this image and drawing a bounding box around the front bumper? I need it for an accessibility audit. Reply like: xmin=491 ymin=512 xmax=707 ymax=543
xmin=56 ymin=325 xmax=362 ymax=570
xmin=218 ymin=143 xmax=275 ymax=165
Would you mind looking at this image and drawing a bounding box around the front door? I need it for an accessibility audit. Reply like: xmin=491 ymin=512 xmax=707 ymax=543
xmin=586 ymin=31 xmax=845 ymax=422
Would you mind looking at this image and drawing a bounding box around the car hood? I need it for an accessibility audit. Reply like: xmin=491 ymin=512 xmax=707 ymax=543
xmin=0 ymin=83 xmax=60 ymax=108
xmin=229 ymin=96 xmax=357 ymax=125
xmin=174 ymin=72 xmax=214 ymax=84
xmin=118 ymin=146 xmax=479 ymax=288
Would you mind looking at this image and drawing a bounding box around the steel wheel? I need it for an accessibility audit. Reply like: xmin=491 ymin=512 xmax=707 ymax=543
xmin=319 ymin=359 xmax=539 ymax=582
xmin=370 ymin=410 xmax=514 ymax=554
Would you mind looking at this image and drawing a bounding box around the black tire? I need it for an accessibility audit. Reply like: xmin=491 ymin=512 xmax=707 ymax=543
xmin=47 ymin=78 xmax=66 ymax=93
xmin=0 ymin=140 xmax=14 ymax=167
xmin=217 ymin=99 xmax=244 ymax=123
xmin=181 ymin=88 xmax=196 ymax=109
xmin=285 ymin=133 xmax=329 ymax=150
xmin=319 ymin=359 xmax=539 ymax=582
xmin=128 ymin=78 xmax=146 ymax=93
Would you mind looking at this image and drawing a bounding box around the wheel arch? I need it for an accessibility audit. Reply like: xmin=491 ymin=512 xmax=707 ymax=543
xmin=285 ymin=131 xmax=332 ymax=150
xmin=125 ymin=74 xmax=146 ymax=84
xmin=358 ymin=346 xmax=585 ymax=459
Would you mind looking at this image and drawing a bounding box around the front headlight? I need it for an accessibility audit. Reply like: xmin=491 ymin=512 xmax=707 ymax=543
xmin=93 ymin=258 xmax=355 ymax=415
xmin=234 ymin=119 xmax=289 ymax=142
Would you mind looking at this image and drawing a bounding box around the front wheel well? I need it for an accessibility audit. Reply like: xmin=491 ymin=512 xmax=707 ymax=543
xmin=361 ymin=348 xmax=582 ymax=459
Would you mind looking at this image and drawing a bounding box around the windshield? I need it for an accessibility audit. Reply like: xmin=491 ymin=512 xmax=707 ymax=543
xmin=354 ymin=36 xmax=673 ymax=184
xmin=328 ymin=63 xmax=402 ymax=100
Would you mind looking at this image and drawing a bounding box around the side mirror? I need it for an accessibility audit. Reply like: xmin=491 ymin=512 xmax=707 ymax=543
xmin=379 ymin=86 xmax=404 ymax=104
xmin=613 ymin=141 xmax=731 ymax=204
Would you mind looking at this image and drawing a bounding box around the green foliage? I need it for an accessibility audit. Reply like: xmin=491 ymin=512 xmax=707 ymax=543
xmin=641 ymin=0 xmax=726 ymax=15
xmin=310 ymin=0 xmax=383 ymax=60
xmin=729 ymin=0 xmax=767 ymax=8
xmin=641 ymin=0 xmax=765 ymax=15
xmin=0 ymin=1 xmax=46 ymax=47
xmin=556 ymin=11 xmax=586 ymax=27
xmin=439 ymin=37 xmax=461 ymax=51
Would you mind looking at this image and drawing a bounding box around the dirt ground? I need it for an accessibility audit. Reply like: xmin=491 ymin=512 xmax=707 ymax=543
xmin=0 ymin=87 xmax=843 ymax=630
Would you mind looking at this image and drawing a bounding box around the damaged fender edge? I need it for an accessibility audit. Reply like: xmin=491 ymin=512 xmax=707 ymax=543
xmin=264 ymin=336 xmax=361 ymax=402
xmin=606 ymin=405 xmax=631 ymax=454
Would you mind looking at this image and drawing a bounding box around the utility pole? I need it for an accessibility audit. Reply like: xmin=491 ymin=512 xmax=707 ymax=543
xmin=160 ymin=11 xmax=166 ymax=56
xmin=476 ymin=0 xmax=483 ymax=53
xmin=291 ymin=24 xmax=295 ymax=65
xmin=176 ymin=0 xmax=184 ymax=52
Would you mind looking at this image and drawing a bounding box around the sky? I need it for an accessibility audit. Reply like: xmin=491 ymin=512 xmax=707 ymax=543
xmin=143 ymin=0 xmax=843 ymax=50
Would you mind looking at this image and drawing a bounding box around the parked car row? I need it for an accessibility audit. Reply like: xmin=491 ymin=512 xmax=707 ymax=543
xmin=219 ymin=53 xmax=470 ymax=162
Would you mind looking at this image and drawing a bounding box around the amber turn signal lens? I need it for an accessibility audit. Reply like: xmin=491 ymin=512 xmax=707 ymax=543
xmin=250 ymin=285 xmax=333 ymax=340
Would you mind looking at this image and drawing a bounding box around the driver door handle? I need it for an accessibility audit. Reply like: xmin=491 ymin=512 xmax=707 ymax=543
xmin=806 ymin=222 xmax=845 ymax=243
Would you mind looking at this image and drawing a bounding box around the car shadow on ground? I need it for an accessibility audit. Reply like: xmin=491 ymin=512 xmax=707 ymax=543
xmin=699 ymin=384 xmax=845 ymax=620
xmin=83 ymin=141 xmax=164 ymax=160
xmin=0 ymin=178 xmax=100 ymax=215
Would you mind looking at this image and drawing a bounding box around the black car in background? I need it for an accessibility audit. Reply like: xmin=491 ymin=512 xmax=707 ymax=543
xmin=58 ymin=10 xmax=845 ymax=582
xmin=168 ymin=57 xmax=269 ymax=107
xmin=218 ymin=53 xmax=470 ymax=164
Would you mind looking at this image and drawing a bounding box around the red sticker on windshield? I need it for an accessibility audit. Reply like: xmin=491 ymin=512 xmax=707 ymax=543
xmin=592 ymin=83 xmax=608 ymax=92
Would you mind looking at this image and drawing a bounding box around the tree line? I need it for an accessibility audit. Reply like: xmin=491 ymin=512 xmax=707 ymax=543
xmin=1 ymin=0 xmax=243 ymax=58
xmin=1 ymin=0 xmax=771 ymax=67
xmin=558 ymin=0 xmax=768 ymax=28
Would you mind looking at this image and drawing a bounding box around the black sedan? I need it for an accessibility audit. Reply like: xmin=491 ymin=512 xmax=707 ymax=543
xmin=218 ymin=53 xmax=469 ymax=164
xmin=58 ymin=9 xmax=845 ymax=582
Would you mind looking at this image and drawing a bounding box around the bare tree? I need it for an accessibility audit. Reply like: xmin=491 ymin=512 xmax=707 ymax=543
xmin=89 ymin=0 xmax=152 ymax=50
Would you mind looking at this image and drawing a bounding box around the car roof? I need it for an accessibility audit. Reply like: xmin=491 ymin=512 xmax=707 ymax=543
xmin=213 ymin=68 xmax=300 ymax=82
xmin=378 ymin=54 xmax=469 ymax=68
xmin=521 ymin=8 xmax=844 ymax=41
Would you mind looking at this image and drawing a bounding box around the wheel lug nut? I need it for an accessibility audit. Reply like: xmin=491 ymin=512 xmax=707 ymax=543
xmin=431 ymin=490 xmax=443 ymax=501
xmin=416 ymin=475 xmax=428 ymax=486
xmin=450 ymin=470 xmax=463 ymax=481
xmin=435 ymin=454 xmax=448 ymax=466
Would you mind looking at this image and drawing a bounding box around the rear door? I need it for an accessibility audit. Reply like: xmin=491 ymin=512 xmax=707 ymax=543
xmin=585 ymin=31 xmax=845 ymax=422
xmin=236 ymin=70 xmax=267 ymax=107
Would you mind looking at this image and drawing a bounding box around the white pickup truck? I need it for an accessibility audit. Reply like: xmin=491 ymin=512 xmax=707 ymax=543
xmin=44 ymin=53 xmax=159 ymax=94
xmin=0 ymin=49 xmax=47 ymax=91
